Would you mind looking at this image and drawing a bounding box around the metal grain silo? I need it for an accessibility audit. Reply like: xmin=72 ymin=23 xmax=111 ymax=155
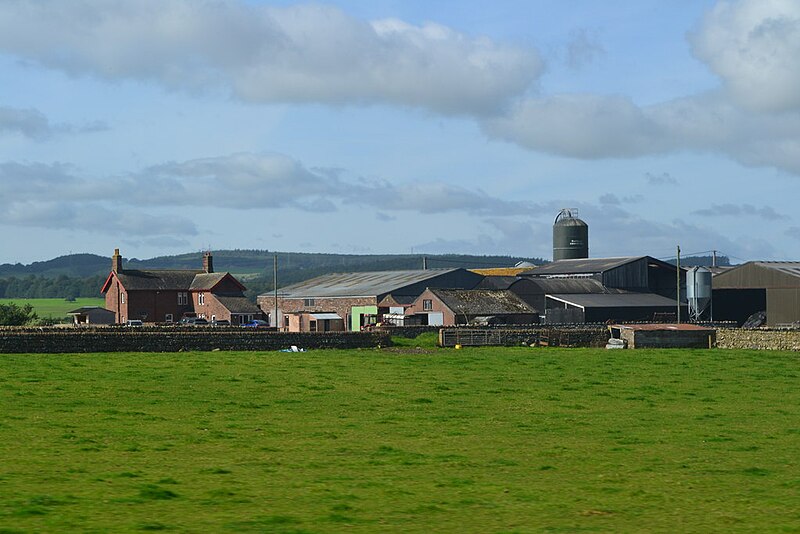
xmin=686 ymin=266 xmax=712 ymax=321
xmin=553 ymin=209 xmax=588 ymax=261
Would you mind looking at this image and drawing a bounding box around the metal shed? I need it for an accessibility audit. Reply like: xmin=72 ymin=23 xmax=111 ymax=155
xmin=712 ymin=261 xmax=800 ymax=326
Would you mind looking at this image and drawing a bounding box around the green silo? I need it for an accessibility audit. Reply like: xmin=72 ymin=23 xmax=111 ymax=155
xmin=553 ymin=208 xmax=588 ymax=261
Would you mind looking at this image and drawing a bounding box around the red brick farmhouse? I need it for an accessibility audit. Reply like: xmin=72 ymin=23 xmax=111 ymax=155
xmin=101 ymin=249 xmax=262 ymax=324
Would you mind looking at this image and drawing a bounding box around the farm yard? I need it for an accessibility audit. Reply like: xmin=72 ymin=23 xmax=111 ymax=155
xmin=1 ymin=345 xmax=799 ymax=532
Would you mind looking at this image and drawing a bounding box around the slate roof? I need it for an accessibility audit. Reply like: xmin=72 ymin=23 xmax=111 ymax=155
xmin=546 ymin=293 xmax=680 ymax=309
xmin=113 ymin=269 xmax=202 ymax=291
xmin=274 ymin=269 xmax=464 ymax=298
xmin=429 ymin=288 xmax=536 ymax=315
xmin=214 ymin=295 xmax=261 ymax=314
xmin=67 ymin=306 xmax=114 ymax=315
xmin=190 ymin=272 xmax=232 ymax=290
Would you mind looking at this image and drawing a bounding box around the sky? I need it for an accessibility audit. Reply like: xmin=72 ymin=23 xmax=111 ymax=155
xmin=1 ymin=0 xmax=799 ymax=264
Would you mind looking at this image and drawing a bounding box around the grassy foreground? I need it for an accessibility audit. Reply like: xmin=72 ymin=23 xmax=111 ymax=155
xmin=0 ymin=298 xmax=105 ymax=322
xmin=1 ymin=347 xmax=799 ymax=532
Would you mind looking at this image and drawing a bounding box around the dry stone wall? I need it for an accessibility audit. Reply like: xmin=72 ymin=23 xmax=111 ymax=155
xmin=716 ymin=328 xmax=800 ymax=351
xmin=0 ymin=327 xmax=389 ymax=354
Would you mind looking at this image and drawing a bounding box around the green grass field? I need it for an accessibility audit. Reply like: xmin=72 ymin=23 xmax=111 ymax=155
xmin=1 ymin=346 xmax=799 ymax=532
xmin=0 ymin=298 xmax=105 ymax=321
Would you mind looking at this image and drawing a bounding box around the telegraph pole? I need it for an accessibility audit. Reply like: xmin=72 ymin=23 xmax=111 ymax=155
xmin=676 ymin=245 xmax=681 ymax=324
xmin=273 ymin=254 xmax=278 ymax=329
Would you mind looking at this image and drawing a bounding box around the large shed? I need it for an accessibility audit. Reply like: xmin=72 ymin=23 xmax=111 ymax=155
xmin=521 ymin=256 xmax=684 ymax=300
xmin=262 ymin=268 xmax=483 ymax=331
xmin=712 ymin=261 xmax=800 ymax=326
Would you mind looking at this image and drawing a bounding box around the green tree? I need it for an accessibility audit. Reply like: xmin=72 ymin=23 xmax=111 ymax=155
xmin=0 ymin=302 xmax=38 ymax=326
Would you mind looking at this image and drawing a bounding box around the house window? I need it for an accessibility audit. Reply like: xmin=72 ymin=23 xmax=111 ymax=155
xmin=198 ymin=292 xmax=205 ymax=305
xmin=177 ymin=292 xmax=188 ymax=305
xmin=304 ymin=298 xmax=315 ymax=307
xmin=121 ymin=292 xmax=125 ymax=304
xmin=310 ymin=320 xmax=317 ymax=332
xmin=284 ymin=315 xmax=290 ymax=327
xmin=165 ymin=314 xmax=173 ymax=323
xmin=423 ymin=299 xmax=433 ymax=311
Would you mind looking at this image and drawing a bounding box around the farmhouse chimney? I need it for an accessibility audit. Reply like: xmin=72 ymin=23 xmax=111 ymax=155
xmin=203 ymin=251 xmax=214 ymax=273
xmin=111 ymin=248 xmax=123 ymax=273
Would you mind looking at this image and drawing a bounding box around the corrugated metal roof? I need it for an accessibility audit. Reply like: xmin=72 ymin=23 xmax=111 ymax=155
xmin=754 ymin=261 xmax=800 ymax=279
xmin=528 ymin=278 xmax=625 ymax=294
xmin=310 ymin=313 xmax=342 ymax=320
xmin=547 ymin=292 xmax=679 ymax=309
xmin=521 ymin=257 xmax=643 ymax=275
xmin=475 ymin=276 xmax=520 ymax=290
xmin=469 ymin=267 xmax=532 ymax=276
xmin=274 ymin=269 xmax=461 ymax=298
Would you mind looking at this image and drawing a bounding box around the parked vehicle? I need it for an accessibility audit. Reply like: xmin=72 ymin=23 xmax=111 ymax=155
xmin=125 ymin=319 xmax=143 ymax=327
xmin=242 ymin=319 xmax=269 ymax=328
xmin=180 ymin=317 xmax=208 ymax=326
xmin=211 ymin=319 xmax=231 ymax=327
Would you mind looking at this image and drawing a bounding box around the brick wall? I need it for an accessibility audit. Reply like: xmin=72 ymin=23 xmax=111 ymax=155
xmin=0 ymin=327 xmax=390 ymax=354
xmin=716 ymin=328 xmax=800 ymax=351
xmin=264 ymin=296 xmax=376 ymax=330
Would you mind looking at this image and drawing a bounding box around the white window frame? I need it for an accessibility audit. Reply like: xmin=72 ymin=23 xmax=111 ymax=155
xmin=165 ymin=313 xmax=173 ymax=323
xmin=198 ymin=292 xmax=205 ymax=306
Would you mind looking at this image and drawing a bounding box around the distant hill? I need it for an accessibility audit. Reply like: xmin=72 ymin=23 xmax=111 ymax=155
xmin=0 ymin=250 xmax=546 ymax=300
xmin=0 ymin=250 xmax=546 ymax=279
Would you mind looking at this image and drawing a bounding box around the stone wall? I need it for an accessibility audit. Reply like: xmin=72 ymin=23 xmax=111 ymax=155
xmin=716 ymin=328 xmax=800 ymax=351
xmin=439 ymin=326 xmax=608 ymax=348
xmin=0 ymin=327 xmax=390 ymax=354
xmin=374 ymin=325 xmax=442 ymax=339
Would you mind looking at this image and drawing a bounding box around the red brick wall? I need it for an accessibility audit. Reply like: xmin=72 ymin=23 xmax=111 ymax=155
xmin=104 ymin=277 xmax=126 ymax=324
xmin=405 ymin=289 xmax=457 ymax=325
xmin=261 ymin=296 xmax=376 ymax=331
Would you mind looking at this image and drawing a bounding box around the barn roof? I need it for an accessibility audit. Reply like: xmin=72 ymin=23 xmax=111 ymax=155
xmin=546 ymin=292 xmax=679 ymax=309
xmin=521 ymin=256 xmax=676 ymax=276
xmin=429 ymin=288 xmax=536 ymax=315
xmin=273 ymin=269 xmax=469 ymax=298
xmin=214 ymin=295 xmax=261 ymax=314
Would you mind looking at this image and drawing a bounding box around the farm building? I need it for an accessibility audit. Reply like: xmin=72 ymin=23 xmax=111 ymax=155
xmin=405 ymin=288 xmax=538 ymax=326
xmin=67 ymin=306 xmax=116 ymax=326
xmin=282 ymin=311 xmax=346 ymax=332
xmin=262 ymin=268 xmax=483 ymax=331
xmin=712 ymin=261 xmax=800 ymax=326
xmin=100 ymin=249 xmax=261 ymax=324
xmin=545 ymin=293 xmax=685 ymax=324
xmin=520 ymin=256 xmax=684 ymax=300
xmin=609 ymin=323 xmax=716 ymax=349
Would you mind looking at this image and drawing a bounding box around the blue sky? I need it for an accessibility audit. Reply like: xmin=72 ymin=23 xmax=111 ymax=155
xmin=1 ymin=0 xmax=799 ymax=264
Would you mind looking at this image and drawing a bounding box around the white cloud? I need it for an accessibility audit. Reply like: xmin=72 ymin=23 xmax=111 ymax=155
xmin=0 ymin=106 xmax=52 ymax=139
xmin=0 ymin=1 xmax=541 ymax=115
xmin=693 ymin=203 xmax=788 ymax=220
xmin=691 ymin=0 xmax=800 ymax=112
xmin=482 ymin=91 xmax=800 ymax=175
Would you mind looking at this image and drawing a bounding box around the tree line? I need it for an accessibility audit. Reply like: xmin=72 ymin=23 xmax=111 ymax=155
xmin=0 ymin=275 xmax=105 ymax=299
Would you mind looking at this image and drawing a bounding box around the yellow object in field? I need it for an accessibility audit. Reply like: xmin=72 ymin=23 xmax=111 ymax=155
xmin=455 ymin=344 xmax=462 ymax=350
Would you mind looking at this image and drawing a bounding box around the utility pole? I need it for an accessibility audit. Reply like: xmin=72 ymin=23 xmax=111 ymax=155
xmin=273 ymin=254 xmax=278 ymax=330
xmin=676 ymin=245 xmax=681 ymax=324
xmin=423 ymin=256 xmax=427 ymax=270
xmin=712 ymin=250 xmax=717 ymax=268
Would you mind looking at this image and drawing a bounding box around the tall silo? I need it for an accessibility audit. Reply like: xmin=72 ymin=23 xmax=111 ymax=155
xmin=553 ymin=208 xmax=589 ymax=261
xmin=686 ymin=266 xmax=712 ymax=321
